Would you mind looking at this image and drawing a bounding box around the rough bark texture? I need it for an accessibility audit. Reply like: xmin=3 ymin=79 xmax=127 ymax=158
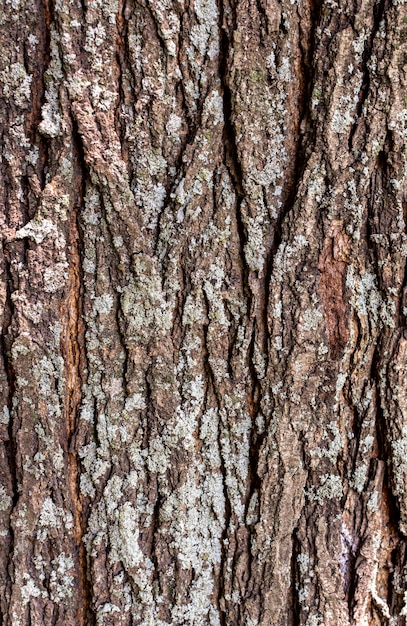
xmin=1 ymin=0 xmax=407 ymax=624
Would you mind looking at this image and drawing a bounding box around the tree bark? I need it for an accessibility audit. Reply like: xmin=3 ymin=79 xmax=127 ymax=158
xmin=1 ymin=0 xmax=407 ymax=624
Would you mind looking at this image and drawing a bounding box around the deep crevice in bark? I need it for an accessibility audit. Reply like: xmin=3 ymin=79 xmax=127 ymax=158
xmin=34 ymin=0 xmax=53 ymax=191
xmin=114 ymin=0 xmax=131 ymax=172
xmin=263 ymin=0 xmax=321 ymax=292
xmin=371 ymin=340 xmax=405 ymax=527
xmin=348 ymin=0 xmax=388 ymax=152
xmin=1 ymin=239 xmax=18 ymax=621
xmin=217 ymin=3 xmax=263 ymax=621
xmin=289 ymin=529 xmax=302 ymax=626
xmin=67 ymin=117 xmax=96 ymax=626
xmin=217 ymin=0 xmax=263 ymax=492
xmin=1 ymin=246 xmax=18 ymax=510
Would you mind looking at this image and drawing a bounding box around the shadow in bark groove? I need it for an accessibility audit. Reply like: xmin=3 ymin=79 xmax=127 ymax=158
xmin=288 ymin=528 xmax=302 ymax=626
xmin=216 ymin=2 xmax=258 ymax=621
xmin=348 ymin=0 xmax=388 ymax=152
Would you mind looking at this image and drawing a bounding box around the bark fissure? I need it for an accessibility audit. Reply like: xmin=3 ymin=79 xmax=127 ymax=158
xmin=348 ymin=0 xmax=388 ymax=152
xmin=1 ymin=248 xmax=17 ymax=506
xmin=64 ymin=119 xmax=94 ymax=626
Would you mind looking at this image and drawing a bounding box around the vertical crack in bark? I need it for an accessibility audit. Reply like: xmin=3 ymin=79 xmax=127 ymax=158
xmin=289 ymin=529 xmax=301 ymax=626
xmin=364 ymin=127 xmax=407 ymax=618
xmin=399 ymin=203 xmax=407 ymax=331
xmin=348 ymin=0 xmax=388 ymax=152
xmin=63 ymin=123 xmax=93 ymax=625
xmin=218 ymin=0 xmax=259 ymax=424
xmin=264 ymin=0 xmax=320 ymax=287
xmin=33 ymin=0 xmax=53 ymax=191
xmin=367 ymin=341 xmax=405 ymax=621
xmin=1 ymin=120 xmax=19 ymax=609
xmin=115 ymin=0 xmax=131 ymax=175
xmin=217 ymin=2 xmax=258 ymax=620
xmin=1 ymin=239 xmax=18 ymax=614
xmin=1 ymin=240 xmax=17 ymax=503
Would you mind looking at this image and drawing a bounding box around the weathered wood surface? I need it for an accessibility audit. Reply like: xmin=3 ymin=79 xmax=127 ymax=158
xmin=1 ymin=0 xmax=407 ymax=624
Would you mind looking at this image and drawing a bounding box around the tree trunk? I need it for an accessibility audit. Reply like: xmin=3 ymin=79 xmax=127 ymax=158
xmin=1 ymin=0 xmax=407 ymax=624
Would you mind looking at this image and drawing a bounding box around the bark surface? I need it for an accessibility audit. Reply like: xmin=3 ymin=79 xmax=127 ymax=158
xmin=1 ymin=0 xmax=407 ymax=624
